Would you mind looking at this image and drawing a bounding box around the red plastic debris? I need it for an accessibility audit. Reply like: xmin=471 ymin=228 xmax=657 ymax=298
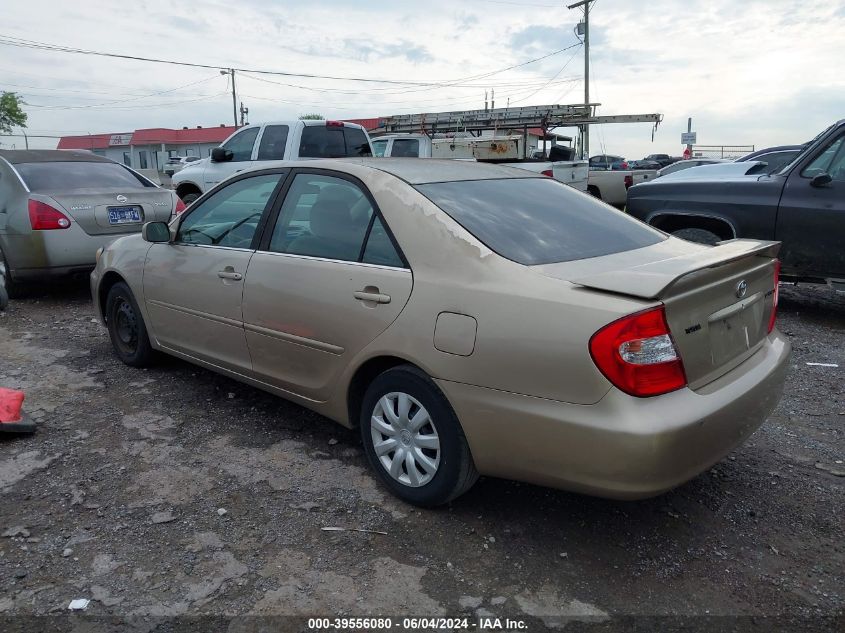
xmin=0 ymin=388 xmax=25 ymax=423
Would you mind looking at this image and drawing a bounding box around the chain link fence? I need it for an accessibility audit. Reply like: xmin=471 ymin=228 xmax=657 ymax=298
xmin=692 ymin=145 xmax=755 ymax=159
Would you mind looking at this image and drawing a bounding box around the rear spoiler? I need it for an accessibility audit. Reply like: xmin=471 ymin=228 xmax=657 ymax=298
xmin=571 ymin=239 xmax=781 ymax=300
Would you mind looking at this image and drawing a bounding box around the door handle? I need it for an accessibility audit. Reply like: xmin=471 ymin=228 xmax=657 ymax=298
xmin=354 ymin=290 xmax=391 ymax=304
xmin=217 ymin=270 xmax=243 ymax=281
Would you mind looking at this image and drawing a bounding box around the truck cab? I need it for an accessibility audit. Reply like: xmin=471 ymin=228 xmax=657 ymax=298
xmin=173 ymin=120 xmax=372 ymax=204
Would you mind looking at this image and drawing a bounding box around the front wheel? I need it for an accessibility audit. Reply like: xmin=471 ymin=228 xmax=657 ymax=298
xmin=180 ymin=191 xmax=201 ymax=205
xmin=105 ymin=282 xmax=156 ymax=367
xmin=360 ymin=365 xmax=478 ymax=506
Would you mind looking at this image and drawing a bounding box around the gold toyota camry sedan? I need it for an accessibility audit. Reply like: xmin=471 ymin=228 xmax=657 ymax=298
xmin=91 ymin=159 xmax=790 ymax=506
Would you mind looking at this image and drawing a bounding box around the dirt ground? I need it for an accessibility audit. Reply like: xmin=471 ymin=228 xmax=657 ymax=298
xmin=0 ymin=281 xmax=842 ymax=632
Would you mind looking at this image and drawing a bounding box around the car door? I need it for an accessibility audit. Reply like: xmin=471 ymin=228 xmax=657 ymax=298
xmin=776 ymin=132 xmax=845 ymax=278
xmin=201 ymin=126 xmax=261 ymax=190
xmin=143 ymin=171 xmax=287 ymax=373
xmin=242 ymin=169 xmax=413 ymax=402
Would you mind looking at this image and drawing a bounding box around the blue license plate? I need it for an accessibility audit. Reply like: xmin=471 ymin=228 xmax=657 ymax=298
xmin=107 ymin=206 xmax=142 ymax=225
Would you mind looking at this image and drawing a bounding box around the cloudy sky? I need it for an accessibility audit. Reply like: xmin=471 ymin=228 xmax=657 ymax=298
xmin=1 ymin=0 xmax=843 ymax=157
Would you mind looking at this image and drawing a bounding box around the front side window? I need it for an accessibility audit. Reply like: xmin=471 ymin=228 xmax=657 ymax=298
xmin=371 ymin=139 xmax=388 ymax=157
xmin=802 ymin=136 xmax=845 ymax=181
xmin=257 ymin=125 xmax=290 ymax=160
xmin=416 ymin=177 xmax=665 ymax=266
xmin=221 ymin=127 xmax=260 ymax=162
xmin=175 ymin=173 xmax=284 ymax=248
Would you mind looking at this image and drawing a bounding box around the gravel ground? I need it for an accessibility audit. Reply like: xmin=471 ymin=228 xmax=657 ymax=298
xmin=0 ymin=281 xmax=842 ymax=632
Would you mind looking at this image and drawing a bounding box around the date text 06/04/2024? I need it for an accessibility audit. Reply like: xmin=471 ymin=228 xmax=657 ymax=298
xmin=306 ymin=616 xmax=529 ymax=630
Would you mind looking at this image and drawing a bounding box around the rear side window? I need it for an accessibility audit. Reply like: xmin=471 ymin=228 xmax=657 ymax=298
xmin=343 ymin=127 xmax=372 ymax=157
xmin=299 ymin=126 xmax=372 ymax=158
xmin=257 ymin=125 xmax=290 ymax=160
xmin=16 ymin=162 xmax=152 ymax=191
xmin=391 ymin=139 xmax=420 ymax=157
xmin=416 ymin=178 xmax=665 ymax=266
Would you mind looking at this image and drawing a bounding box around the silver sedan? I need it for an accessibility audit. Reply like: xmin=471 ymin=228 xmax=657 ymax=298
xmin=0 ymin=149 xmax=184 ymax=307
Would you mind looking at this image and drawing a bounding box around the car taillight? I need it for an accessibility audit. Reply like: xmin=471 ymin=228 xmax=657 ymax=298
xmin=589 ymin=305 xmax=687 ymax=397
xmin=624 ymin=175 xmax=634 ymax=189
xmin=541 ymin=169 xmax=554 ymax=177
xmin=767 ymin=260 xmax=780 ymax=334
xmin=326 ymin=120 xmax=344 ymax=127
xmin=29 ymin=199 xmax=71 ymax=230
xmin=174 ymin=197 xmax=187 ymax=214
xmin=621 ymin=161 xmax=629 ymax=169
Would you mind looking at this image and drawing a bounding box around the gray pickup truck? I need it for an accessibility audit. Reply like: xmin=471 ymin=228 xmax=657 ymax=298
xmin=626 ymin=120 xmax=845 ymax=288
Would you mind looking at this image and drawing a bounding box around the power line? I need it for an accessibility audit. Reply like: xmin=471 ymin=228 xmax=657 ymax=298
xmin=508 ymin=44 xmax=583 ymax=105
xmin=17 ymin=75 xmax=220 ymax=109
xmin=25 ymin=92 xmax=230 ymax=111
xmin=0 ymin=33 xmax=582 ymax=89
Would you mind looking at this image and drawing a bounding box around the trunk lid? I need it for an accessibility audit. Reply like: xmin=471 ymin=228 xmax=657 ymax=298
xmin=45 ymin=189 xmax=175 ymax=236
xmin=535 ymin=238 xmax=781 ymax=389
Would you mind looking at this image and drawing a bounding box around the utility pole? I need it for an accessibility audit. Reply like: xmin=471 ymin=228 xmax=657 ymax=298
xmin=568 ymin=0 xmax=593 ymax=159
xmin=220 ymin=68 xmax=237 ymax=126
xmin=239 ymin=102 xmax=249 ymax=126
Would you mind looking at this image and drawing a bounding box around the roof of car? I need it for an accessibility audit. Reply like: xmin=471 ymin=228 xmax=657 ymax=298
xmin=0 ymin=149 xmax=115 ymax=165
xmin=736 ymin=145 xmax=804 ymax=161
xmin=239 ymin=158 xmax=540 ymax=185
xmin=351 ymin=158 xmax=540 ymax=184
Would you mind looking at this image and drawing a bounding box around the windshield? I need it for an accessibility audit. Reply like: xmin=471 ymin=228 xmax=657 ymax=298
xmin=17 ymin=162 xmax=153 ymax=191
xmin=416 ymin=178 xmax=665 ymax=265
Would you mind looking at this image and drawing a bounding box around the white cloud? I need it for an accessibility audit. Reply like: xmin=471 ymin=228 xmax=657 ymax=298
xmin=0 ymin=0 xmax=842 ymax=156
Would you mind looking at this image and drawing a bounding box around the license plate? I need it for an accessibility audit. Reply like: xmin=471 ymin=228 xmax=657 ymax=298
xmin=107 ymin=206 xmax=142 ymax=225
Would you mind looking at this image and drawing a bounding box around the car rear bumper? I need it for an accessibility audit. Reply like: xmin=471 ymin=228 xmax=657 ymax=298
xmin=3 ymin=229 xmax=131 ymax=281
xmin=437 ymin=331 xmax=791 ymax=499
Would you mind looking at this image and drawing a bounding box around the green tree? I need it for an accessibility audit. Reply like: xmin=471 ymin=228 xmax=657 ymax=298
xmin=298 ymin=113 xmax=325 ymax=120
xmin=0 ymin=92 xmax=27 ymax=135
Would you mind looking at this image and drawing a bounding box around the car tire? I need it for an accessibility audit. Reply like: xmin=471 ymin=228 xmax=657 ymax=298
xmin=671 ymin=227 xmax=721 ymax=245
xmin=360 ymin=365 xmax=478 ymax=507
xmin=0 ymin=247 xmax=23 ymax=306
xmin=105 ymin=282 xmax=156 ymax=368
xmin=180 ymin=192 xmax=201 ymax=205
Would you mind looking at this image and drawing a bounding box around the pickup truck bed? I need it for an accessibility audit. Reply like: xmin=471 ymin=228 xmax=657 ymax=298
xmin=588 ymin=169 xmax=658 ymax=207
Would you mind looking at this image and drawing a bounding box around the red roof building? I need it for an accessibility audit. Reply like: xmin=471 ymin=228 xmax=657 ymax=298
xmin=57 ymin=125 xmax=240 ymax=171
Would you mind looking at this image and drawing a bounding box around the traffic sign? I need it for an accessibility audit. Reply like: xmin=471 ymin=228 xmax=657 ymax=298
xmin=681 ymin=132 xmax=697 ymax=145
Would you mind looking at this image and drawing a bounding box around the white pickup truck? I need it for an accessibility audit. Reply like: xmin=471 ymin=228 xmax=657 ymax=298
xmin=171 ymin=120 xmax=372 ymax=203
xmin=587 ymin=168 xmax=658 ymax=207
xmin=371 ymin=134 xmax=589 ymax=191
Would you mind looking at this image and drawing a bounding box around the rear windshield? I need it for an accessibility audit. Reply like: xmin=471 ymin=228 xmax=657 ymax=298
xmin=415 ymin=178 xmax=665 ymax=265
xmin=17 ymin=162 xmax=152 ymax=191
xmin=299 ymin=126 xmax=372 ymax=158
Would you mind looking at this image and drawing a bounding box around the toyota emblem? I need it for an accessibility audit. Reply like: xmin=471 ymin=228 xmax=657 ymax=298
xmin=116 ymin=194 xmax=127 ymax=203
xmin=735 ymin=279 xmax=748 ymax=299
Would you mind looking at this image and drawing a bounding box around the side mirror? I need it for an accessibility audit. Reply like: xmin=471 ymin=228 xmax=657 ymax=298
xmin=810 ymin=172 xmax=832 ymax=188
xmin=142 ymin=221 xmax=171 ymax=243
xmin=210 ymin=147 xmax=233 ymax=163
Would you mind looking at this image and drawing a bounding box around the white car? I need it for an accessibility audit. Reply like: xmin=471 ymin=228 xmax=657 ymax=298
xmin=163 ymin=155 xmax=201 ymax=177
